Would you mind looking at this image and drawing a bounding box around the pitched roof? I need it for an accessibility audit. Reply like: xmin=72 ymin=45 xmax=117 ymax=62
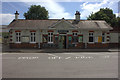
xmin=110 ymin=26 xmax=120 ymax=33
xmin=8 ymin=19 xmax=113 ymax=30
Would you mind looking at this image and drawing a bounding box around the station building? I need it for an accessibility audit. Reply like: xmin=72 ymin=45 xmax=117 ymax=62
xmin=8 ymin=11 xmax=118 ymax=49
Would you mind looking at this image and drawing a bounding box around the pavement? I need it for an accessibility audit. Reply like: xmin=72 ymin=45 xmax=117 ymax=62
xmin=2 ymin=52 xmax=118 ymax=78
xmin=2 ymin=48 xmax=120 ymax=53
xmin=1 ymin=44 xmax=120 ymax=53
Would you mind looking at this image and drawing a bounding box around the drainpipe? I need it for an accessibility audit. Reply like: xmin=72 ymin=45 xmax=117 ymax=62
xmin=38 ymin=43 xmax=40 ymax=48
xmin=38 ymin=29 xmax=41 ymax=49
xmin=85 ymin=43 xmax=87 ymax=48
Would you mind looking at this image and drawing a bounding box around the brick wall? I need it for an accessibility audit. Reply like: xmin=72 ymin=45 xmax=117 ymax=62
xmin=109 ymin=43 xmax=120 ymax=48
xmin=87 ymin=43 xmax=109 ymax=49
xmin=40 ymin=43 xmax=58 ymax=49
xmin=9 ymin=43 xmax=38 ymax=48
xmin=68 ymin=43 xmax=84 ymax=49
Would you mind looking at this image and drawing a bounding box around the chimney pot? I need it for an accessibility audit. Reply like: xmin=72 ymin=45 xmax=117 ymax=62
xmin=75 ymin=11 xmax=80 ymax=21
xmin=15 ymin=11 xmax=19 ymax=20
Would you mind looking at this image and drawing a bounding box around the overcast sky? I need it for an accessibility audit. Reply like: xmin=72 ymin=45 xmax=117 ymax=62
xmin=0 ymin=0 xmax=120 ymax=25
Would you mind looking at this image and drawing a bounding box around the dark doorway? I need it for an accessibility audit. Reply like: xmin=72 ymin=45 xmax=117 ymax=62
xmin=58 ymin=35 xmax=67 ymax=49
xmin=63 ymin=36 xmax=67 ymax=49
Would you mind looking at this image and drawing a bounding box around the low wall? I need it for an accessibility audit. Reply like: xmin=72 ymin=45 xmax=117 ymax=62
xmin=9 ymin=43 xmax=38 ymax=48
xmin=87 ymin=43 xmax=109 ymax=49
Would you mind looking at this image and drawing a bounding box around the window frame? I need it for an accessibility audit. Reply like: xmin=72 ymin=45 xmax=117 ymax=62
xmin=102 ymin=33 xmax=105 ymax=43
xmin=48 ymin=32 xmax=53 ymax=43
xmin=78 ymin=36 xmax=83 ymax=43
xmin=89 ymin=32 xmax=94 ymax=43
xmin=15 ymin=32 xmax=21 ymax=43
xmin=72 ymin=32 xmax=78 ymax=43
xmin=30 ymin=32 xmax=36 ymax=43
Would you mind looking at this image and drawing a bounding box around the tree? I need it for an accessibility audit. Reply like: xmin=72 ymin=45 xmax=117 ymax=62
xmin=87 ymin=8 xmax=117 ymax=27
xmin=24 ymin=5 xmax=49 ymax=20
xmin=116 ymin=17 xmax=120 ymax=27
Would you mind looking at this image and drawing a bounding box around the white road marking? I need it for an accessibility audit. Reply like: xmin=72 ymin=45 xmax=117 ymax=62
xmin=58 ymin=57 xmax=61 ymax=59
xmin=48 ymin=54 xmax=58 ymax=56
xmin=18 ymin=57 xmax=39 ymax=60
xmin=104 ymin=55 xmax=110 ymax=58
xmin=85 ymin=57 xmax=88 ymax=58
xmin=65 ymin=57 xmax=71 ymax=59
xmin=75 ymin=57 xmax=79 ymax=59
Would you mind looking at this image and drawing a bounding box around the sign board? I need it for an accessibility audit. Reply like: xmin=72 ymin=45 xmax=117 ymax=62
xmin=98 ymin=36 xmax=102 ymax=42
xmin=22 ymin=36 xmax=29 ymax=43
xmin=58 ymin=30 xmax=69 ymax=33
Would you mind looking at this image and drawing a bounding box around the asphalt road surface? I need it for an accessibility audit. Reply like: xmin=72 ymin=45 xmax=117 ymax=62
xmin=2 ymin=52 xmax=118 ymax=78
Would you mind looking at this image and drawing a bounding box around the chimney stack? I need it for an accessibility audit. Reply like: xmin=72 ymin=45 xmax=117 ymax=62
xmin=75 ymin=11 xmax=80 ymax=21
xmin=15 ymin=11 xmax=19 ymax=20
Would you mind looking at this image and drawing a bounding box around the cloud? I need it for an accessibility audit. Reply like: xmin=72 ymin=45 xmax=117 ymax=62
xmin=2 ymin=0 xmax=120 ymax=2
xmin=0 ymin=14 xmax=14 ymax=25
xmin=27 ymin=0 xmax=74 ymax=19
xmin=80 ymin=0 xmax=118 ymax=19
xmin=115 ymin=13 xmax=119 ymax=17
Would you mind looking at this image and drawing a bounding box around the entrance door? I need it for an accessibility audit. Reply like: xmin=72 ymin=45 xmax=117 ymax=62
xmin=58 ymin=35 xmax=67 ymax=49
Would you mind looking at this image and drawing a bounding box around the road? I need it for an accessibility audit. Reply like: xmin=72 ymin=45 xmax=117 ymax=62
xmin=2 ymin=52 xmax=118 ymax=78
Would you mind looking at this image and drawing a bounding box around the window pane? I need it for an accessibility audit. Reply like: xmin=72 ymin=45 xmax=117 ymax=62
xmin=16 ymin=33 xmax=18 ymax=35
xmin=48 ymin=33 xmax=50 ymax=35
xmin=89 ymin=37 xmax=93 ymax=42
xmin=75 ymin=33 xmax=77 ymax=36
xmin=34 ymin=37 xmax=35 ymax=42
xmin=31 ymin=37 xmax=33 ymax=42
xmin=79 ymin=36 xmax=83 ymax=42
xmin=51 ymin=33 xmax=53 ymax=35
xmin=102 ymin=33 xmax=105 ymax=35
xmin=51 ymin=36 xmax=53 ymax=42
xmin=68 ymin=36 xmax=72 ymax=43
xmin=102 ymin=37 xmax=105 ymax=42
xmin=73 ymin=33 xmax=74 ymax=36
xmin=73 ymin=36 xmax=78 ymax=42
xmin=16 ymin=37 xmax=18 ymax=42
xmin=19 ymin=37 xmax=21 ymax=42
xmin=48 ymin=37 xmax=50 ymax=42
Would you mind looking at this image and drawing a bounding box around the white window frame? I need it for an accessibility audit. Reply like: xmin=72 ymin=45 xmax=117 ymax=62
xmin=73 ymin=32 xmax=77 ymax=36
xmin=15 ymin=32 xmax=21 ymax=43
xmin=48 ymin=32 xmax=53 ymax=43
xmin=89 ymin=32 xmax=94 ymax=43
xmin=30 ymin=32 xmax=36 ymax=43
xmin=95 ymin=37 xmax=98 ymax=43
xmin=73 ymin=32 xmax=78 ymax=43
xmin=78 ymin=36 xmax=83 ymax=42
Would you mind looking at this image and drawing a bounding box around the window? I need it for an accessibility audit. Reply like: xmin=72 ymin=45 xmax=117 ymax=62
xmin=43 ymin=35 xmax=48 ymax=43
xmin=48 ymin=32 xmax=53 ymax=43
xmin=73 ymin=32 xmax=78 ymax=43
xmin=102 ymin=33 xmax=105 ymax=42
xmin=89 ymin=32 xmax=94 ymax=42
xmin=79 ymin=36 xmax=83 ymax=42
xmin=73 ymin=32 xmax=77 ymax=36
xmin=30 ymin=32 xmax=36 ymax=42
xmin=16 ymin=32 xmax=21 ymax=43
xmin=54 ymin=36 xmax=58 ymax=43
xmin=68 ymin=36 xmax=72 ymax=43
